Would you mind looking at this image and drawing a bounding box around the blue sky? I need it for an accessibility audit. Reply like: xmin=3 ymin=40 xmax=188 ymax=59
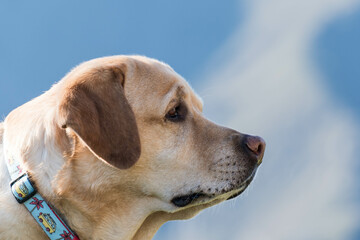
xmin=314 ymin=10 xmax=360 ymax=119
xmin=1 ymin=1 xmax=359 ymax=239
xmin=315 ymin=15 xmax=360 ymax=240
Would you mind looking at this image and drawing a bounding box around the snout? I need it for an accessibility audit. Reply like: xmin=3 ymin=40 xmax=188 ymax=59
xmin=171 ymin=123 xmax=267 ymax=207
xmin=223 ymin=133 xmax=266 ymax=201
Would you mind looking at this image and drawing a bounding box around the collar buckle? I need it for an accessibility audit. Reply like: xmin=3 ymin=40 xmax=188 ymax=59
xmin=10 ymin=173 xmax=37 ymax=203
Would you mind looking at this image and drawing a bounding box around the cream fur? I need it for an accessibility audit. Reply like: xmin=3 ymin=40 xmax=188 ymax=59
xmin=0 ymin=55 xmax=264 ymax=240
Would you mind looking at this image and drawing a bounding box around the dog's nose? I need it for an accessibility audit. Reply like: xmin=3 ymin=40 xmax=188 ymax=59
xmin=244 ymin=135 xmax=266 ymax=165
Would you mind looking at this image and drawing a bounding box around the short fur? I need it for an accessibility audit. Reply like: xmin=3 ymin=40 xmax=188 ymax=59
xmin=0 ymin=56 xmax=265 ymax=240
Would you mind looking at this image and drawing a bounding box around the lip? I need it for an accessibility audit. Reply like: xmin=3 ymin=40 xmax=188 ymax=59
xmin=226 ymin=169 xmax=257 ymax=200
xmin=171 ymin=193 xmax=207 ymax=207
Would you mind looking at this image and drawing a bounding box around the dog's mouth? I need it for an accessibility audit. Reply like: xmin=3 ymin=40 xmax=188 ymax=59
xmin=171 ymin=193 xmax=208 ymax=208
xmin=171 ymin=169 xmax=257 ymax=207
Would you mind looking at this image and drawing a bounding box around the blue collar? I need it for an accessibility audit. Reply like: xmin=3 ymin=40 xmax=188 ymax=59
xmin=5 ymin=153 xmax=79 ymax=240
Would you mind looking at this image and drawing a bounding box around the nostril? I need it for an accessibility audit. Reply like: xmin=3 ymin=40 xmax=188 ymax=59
xmin=245 ymin=135 xmax=266 ymax=160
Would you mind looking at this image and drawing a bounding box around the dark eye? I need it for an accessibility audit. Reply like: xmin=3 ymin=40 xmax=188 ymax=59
xmin=165 ymin=104 xmax=186 ymax=122
xmin=167 ymin=107 xmax=179 ymax=119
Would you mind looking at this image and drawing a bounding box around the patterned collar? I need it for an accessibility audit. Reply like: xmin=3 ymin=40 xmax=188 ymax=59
xmin=5 ymin=153 xmax=79 ymax=240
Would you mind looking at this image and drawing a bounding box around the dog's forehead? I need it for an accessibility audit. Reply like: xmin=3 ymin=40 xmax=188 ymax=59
xmin=125 ymin=56 xmax=203 ymax=113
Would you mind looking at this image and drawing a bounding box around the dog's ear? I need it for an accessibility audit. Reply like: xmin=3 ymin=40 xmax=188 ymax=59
xmin=58 ymin=64 xmax=141 ymax=169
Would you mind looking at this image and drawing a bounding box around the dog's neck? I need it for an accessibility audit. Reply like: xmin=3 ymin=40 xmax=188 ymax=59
xmin=53 ymin=147 xmax=157 ymax=239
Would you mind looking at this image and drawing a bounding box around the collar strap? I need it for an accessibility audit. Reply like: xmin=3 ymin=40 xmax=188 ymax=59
xmin=5 ymin=154 xmax=79 ymax=240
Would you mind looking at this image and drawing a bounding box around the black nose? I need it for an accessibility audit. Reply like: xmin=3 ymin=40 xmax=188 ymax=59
xmin=244 ymin=135 xmax=266 ymax=165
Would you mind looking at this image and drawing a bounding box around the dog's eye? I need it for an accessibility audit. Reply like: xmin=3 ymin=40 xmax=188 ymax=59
xmin=165 ymin=104 xmax=186 ymax=122
xmin=167 ymin=107 xmax=179 ymax=118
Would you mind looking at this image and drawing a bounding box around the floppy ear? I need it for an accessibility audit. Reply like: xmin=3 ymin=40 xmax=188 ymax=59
xmin=58 ymin=65 xmax=141 ymax=169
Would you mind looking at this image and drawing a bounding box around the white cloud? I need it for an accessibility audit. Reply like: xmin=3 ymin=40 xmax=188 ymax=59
xmin=156 ymin=0 xmax=360 ymax=239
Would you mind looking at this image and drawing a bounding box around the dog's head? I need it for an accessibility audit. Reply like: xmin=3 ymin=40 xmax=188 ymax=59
xmin=56 ymin=55 xmax=265 ymax=214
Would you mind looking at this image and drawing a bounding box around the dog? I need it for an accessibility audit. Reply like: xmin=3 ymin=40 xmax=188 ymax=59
xmin=0 ymin=55 xmax=265 ymax=240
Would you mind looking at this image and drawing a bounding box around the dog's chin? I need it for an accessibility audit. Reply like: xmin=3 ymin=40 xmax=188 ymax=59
xmin=226 ymin=173 xmax=255 ymax=200
xmin=171 ymin=170 xmax=257 ymax=208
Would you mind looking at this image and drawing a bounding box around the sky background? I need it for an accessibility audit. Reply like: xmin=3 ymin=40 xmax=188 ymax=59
xmin=1 ymin=0 xmax=359 ymax=239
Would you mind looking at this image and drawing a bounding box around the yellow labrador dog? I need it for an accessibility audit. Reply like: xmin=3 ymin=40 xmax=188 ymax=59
xmin=0 ymin=56 xmax=265 ymax=240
